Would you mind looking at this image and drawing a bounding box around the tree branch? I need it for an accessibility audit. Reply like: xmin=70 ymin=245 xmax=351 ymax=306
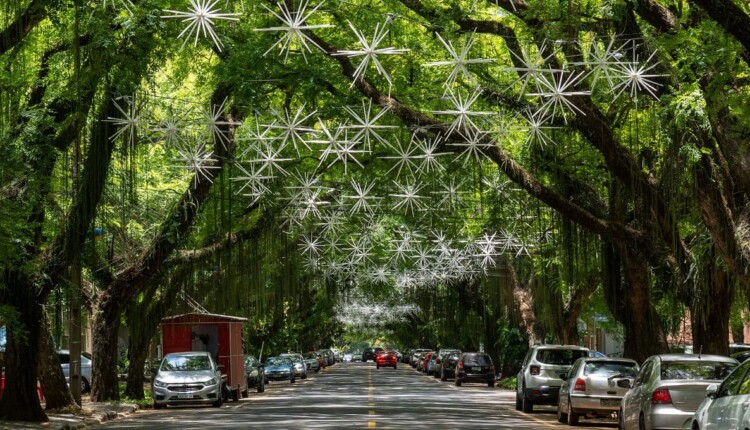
xmin=0 ymin=0 xmax=46 ymax=56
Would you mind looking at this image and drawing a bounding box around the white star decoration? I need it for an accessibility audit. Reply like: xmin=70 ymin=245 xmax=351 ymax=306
xmin=161 ymin=0 xmax=241 ymax=52
xmin=255 ymin=0 xmax=334 ymax=62
xmin=423 ymin=32 xmax=493 ymax=87
xmin=104 ymin=95 xmax=141 ymax=147
xmin=334 ymin=21 xmax=410 ymax=87
xmin=172 ymin=141 xmax=220 ymax=186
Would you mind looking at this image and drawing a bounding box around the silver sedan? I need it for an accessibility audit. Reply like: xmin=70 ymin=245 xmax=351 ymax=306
xmin=557 ymin=357 xmax=638 ymax=426
xmin=620 ymin=354 xmax=738 ymax=430
xmin=152 ymin=351 xmax=224 ymax=409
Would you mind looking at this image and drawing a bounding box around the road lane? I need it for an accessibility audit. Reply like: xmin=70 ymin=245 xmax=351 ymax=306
xmin=95 ymin=361 xmax=618 ymax=429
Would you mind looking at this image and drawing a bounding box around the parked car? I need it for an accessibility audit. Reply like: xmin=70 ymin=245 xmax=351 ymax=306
xmin=411 ymin=349 xmax=431 ymax=367
xmin=263 ymin=357 xmax=296 ymax=383
xmin=433 ymin=349 xmax=461 ymax=379
xmin=516 ymin=344 xmax=590 ymax=413
xmin=418 ymin=351 xmax=434 ymax=372
xmin=440 ymin=352 xmax=461 ymax=381
xmin=556 ymin=357 xmax=639 ymax=426
xmin=280 ymin=353 xmax=308 ymax=379
xmin=362 ymin=347 xmax=384 ymax=362
xmin=731 ymin=350 xmax=750 ymax=363
xmin=303 ymin=352 xmax=321 ymax=372
xmin=619 ymin=354 xmax=738 ymax=430
xmin=58 ymin=350 xmax=92 ymax=393
xmin=426 ymin=352 xmax=440 ymax=375
xmin=319 ymin=349 xmax=336 ymax=366
xmin=152 ymin=351 xmax=224 ymax=409
xmin=351 ymin=350 xmax=363 ymax=362
xmin=343 ymin=351 xmax=353 ymax=362
xmin=244 ymin=355 xmax=265 ymax=394
xmin=376 ymin=350 xmax=398 ymax=369
xmin=455 ymin=352 xmax=495 ymax=387
xmin=691 ymin=357 xmax=750 ymax=430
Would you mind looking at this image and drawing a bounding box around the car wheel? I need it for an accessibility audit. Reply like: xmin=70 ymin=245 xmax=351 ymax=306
xmin=81 ymin=377 xmax=91 ymax=394
xmin=617 ymin=409 xmax=624 ymax=430
xmin=567 ymin=396 xmax=579 ymax=426
xmin=291 ymin=377 xmax=295 ymax=384
xmin=455 ymin=378 xmax=462 ymax=387
xmin=232 ymin=388 xmax=239 ymax=402
xmin=639 ymin=413 xmax=646 ymax=430
xmin=212 ymin=396 xmax=222 ymax=407
xmin=241 ymin=389 xmax=248 ymax=398
xmin=302 ymin=374 xmax=307 ymax=379
xmin=557 ymin=396 xmax=567 ymax=423
xmin=377 ymin=364 xmax=380 ymax=369
xmin=488 ymin=381 xmax=495 ymax=388
xmin=394 ymin=365 xmax=397 ymax=370
xmin=258 ymin=380 xmax=265 ymax=393
xmin=154 ymin=402 xmax=166 ymax=410
xmin=441 ymin=370 xmax=447 ymax=381
xmin=515 ymin=391 xmax=522 ymax=411
xmin=521 ymin=387 xmax=534 ymax=413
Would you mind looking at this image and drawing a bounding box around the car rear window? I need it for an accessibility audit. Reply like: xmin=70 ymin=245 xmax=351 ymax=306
xmin=536 ymin=349 xmax=588 ymax=365
xmin=463 ymin=354 xmax=492 ymax=366
xmin=583 ymin=361 xmax=638 ymax=377
xmin=660 ymin=361 xmax=737 ymax=380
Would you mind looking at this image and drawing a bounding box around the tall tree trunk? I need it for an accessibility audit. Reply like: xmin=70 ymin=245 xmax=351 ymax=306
xmin=0 ymin=271 xmax=46 ymax=421
xmin=691 ymin=252 xmax=732 ymax=356
xmin=620 ymin=250 xmax=670 ymax=362
xmin=90 ymin=293 xmax=122 ymax=402
xmin=38 ymin=308 xmax=78 ymax=410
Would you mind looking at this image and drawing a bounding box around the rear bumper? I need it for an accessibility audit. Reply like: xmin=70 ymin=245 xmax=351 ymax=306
xmin=648 ymin=406 xmax=694 ymax=430
xmin=457 ymin=372 xmax=494 ymax=383
xmin=525 ymin=385 xmax=561 ymax=404
xmin=569 ymin=395 xmax=621 ymax=415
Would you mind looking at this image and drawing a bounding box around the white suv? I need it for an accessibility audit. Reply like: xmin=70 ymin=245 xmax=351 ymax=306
xmin=516 ymin=345 xmax=590 ymax=413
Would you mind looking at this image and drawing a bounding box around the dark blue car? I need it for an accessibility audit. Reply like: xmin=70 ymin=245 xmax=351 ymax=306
xmin=263 ymin=357 xmax=296 ymax=384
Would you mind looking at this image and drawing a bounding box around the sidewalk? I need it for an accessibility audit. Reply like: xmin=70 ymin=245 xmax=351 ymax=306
xmin=4 ymin=402 xmax=139 ymax=430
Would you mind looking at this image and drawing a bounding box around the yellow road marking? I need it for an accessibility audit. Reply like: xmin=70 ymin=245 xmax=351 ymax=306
xmin=369 ymin=410 xmax=375 ymax=415
xmin=368 ymin=421 xmax=376 ymax=428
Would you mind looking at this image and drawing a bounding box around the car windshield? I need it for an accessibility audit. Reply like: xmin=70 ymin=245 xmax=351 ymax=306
xmin=304 ymin=353 xmax=317 ymax=359
xmin=583 ymin=361 xmax=638 ymax=377
xmin=244 ymin=356 xmax=257 ymax=367
xmin=266 ymin=357 xmax=291 ymax=366
xmin=160 ymin=355 xmax=211 ymax=371
xmin=463 ymin=354 xmax=492 ymax=366
xmin=660 ymin=361 xmax=737 ymax=380
xmin=537 ymin=349 xmax=588 ymax=365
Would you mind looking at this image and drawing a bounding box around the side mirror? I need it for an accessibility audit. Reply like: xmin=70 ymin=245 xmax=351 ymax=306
xmin=616 ymin=379 xmax=632 ymax=389
xmin=706 ymin=383 xmax=719 ymax=399
xmin=218 ymin=364 xmax=225 ymax=372
xmin=559 ymin=372 xmax=568 ymax=381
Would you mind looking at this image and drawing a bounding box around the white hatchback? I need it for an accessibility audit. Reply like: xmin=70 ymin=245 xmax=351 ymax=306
xmin=691 ymin=358 xmax=750 ymax=430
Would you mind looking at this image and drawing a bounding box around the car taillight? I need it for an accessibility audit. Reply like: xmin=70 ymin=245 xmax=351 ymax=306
xmin=574 ymin=378 xmax=586 ymax=392
xmin=457 ymin=362 xmax=464 ymax=371
xmin=651 ymin=388 xmax=672 ymax=404
xmin=530 ymin=365 xmax=541 ymax=375
xmin=488 ymin=365 xmax=495 ymax=373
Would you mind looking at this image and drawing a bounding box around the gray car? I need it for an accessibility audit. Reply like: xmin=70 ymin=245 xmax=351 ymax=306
xmin=516 ymin=344 xmax=591 ymax=413
xmin=152 ymin=351 xmax=224 ymax=409
xmin=280 ymin=353 xmax=308 ymax=379
xmin=619 ymin=354 xmax=738 ymax=430
xmin=557 ymin=357 xmax=638 ymax=426
xmin=58 ymin=350 xmax=92 ymax=393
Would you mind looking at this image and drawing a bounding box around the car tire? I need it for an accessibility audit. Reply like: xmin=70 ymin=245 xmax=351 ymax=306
xmin=232 ymin=388 xmax=239 ymax=402
xmin=557 ymin=397 xmax=567 ymax=423
xmin=455 ymin=378 xmax=462 ymax=387
xmin=241 ymin=389 xmax=248 ymax=398
xmin=154 ymin=402 xmax=166 ymax=410
xmin=639 ymin=413 xmax=646 ymax=430
xmin=377 ymin=364 xmax=380 ymax=369
xmin=394 ymin=365 xmax=397 ymax=370
xmin=515 ymin=391 xmax=522 ymax=411
xmin=617 ymin=409 xmax=624 ymax=430
xmin=212 ymin=396 xmax=222 ymax=407
xmin=302 ymin=374 xmax=307 ymax=379
xmin=81 ymin=377 xmax=91 ymax=394
xmin=567 ymin=397 xmax=579 ymax=426
xmin=441 ymin=370 xmax=447 ymax=381
xmin=258 ymin=380 xmax=265 ymax=393
xmin=521 ymin=387 xmax=534 ymax=413
xmin=488 ymin=381 xmax=495 ymax=388
xmin=291 ymin=378 xmax=295 ymax=384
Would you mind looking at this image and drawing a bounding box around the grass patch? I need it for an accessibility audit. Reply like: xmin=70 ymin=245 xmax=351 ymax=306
xmin=496 ymin=376 xmax=517 ymax=390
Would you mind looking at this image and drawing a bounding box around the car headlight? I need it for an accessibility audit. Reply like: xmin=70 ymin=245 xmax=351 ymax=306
xmin=154 ymin=379 xmax=166 ymax=388
xmin=250 ymin=369 xmax=258 ymax=377
xmin=204 ymin=378 xmax=218 ymax=385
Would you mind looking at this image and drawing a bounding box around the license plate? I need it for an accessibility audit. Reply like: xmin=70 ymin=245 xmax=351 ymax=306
xmin=472 ymin=367 xmax=482 ymax=371
xmin=600 ymin=399 xmax=620 ymax=407
xmin=177 ymin=393 xmax=192 ymax=399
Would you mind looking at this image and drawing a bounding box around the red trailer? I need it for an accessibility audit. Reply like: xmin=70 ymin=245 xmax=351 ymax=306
xmin=160 ymin=313 xmax=248 ymax=400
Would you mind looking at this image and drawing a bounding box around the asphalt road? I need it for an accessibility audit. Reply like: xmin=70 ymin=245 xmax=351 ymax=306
xmin=94 ymin=361 xmax=618 ymax=429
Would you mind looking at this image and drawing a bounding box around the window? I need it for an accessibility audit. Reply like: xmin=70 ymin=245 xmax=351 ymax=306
xmin=463 ymin=354 xmax=492 ymax=366
xmin=660 ymin=361 xmax=737 ymax=381
xmin=719 ymin=360 xmax=750 ymax=397
xmin=536 ymin=349 xmax=589 ymax=365
xmin=161 ymin=354 xmax=212 ymax=371
xmin=583 ymin=361 xmax=638 ymax=377
xmin=634 ymin=361 xmax=653 ymax=386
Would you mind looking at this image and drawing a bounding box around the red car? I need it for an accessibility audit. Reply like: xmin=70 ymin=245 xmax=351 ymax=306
xmin=376 ymin=350 xmax=398 ymax=369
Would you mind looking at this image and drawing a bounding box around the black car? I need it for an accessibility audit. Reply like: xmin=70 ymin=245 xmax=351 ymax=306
xmin=439 ymin=352 xmax=461 ymax=381
xmin=455 ymin=352 xmax=495 ymax=387
xmin=362 ymin=347 xmax=383 ymax=362
xmin=244 ymin=355 xmax=265 ymax=394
